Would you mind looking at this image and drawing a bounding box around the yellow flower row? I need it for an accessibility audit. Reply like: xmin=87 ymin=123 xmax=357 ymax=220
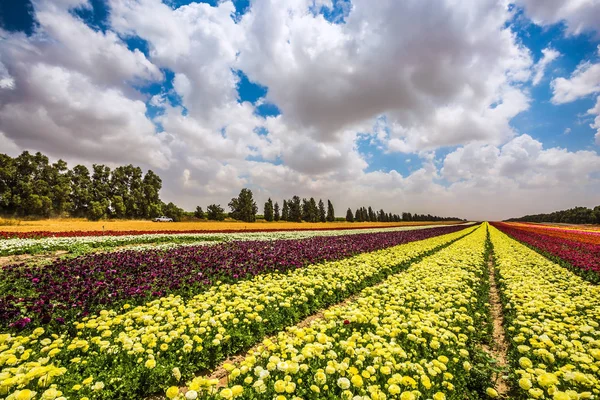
xmin=489 ymin=226 xmax=600 ymax=399
xmin=175 ymin=224 xmax=489 ymax=399
xmin=0 ymin=226 xmax=478 ymax=399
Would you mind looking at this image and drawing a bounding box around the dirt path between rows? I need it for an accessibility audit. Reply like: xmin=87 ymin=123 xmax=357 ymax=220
xmin=486 ymin=253 xmax=510 ymax=397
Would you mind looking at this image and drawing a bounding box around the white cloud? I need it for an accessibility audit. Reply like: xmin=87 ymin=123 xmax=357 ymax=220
xmin=532 ymin=48 xmax=560 ymax=86
xmin=550 ymin=56 xmax=600 ymax=144
xmin=237 ymin=0 xmax=533 ymax=152
xmin=552 ymin=61 xmax=600 ymax=104
xmin=515 ymin=0 xmax=600 ymax=36
xmin=0 ymin=0 xmax=598 ymax=220
xmin=589 ymin=96 xmax=600 ymax=144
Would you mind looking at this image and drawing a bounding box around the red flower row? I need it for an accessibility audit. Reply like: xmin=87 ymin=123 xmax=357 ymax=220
xmin=492 ymin=222 xmax=600 ymax=282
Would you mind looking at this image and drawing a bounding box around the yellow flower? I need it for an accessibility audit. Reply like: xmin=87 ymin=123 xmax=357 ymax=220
xmin=553 ymin=392 xmax=570 ymax=400
xmin=231 ymin=385 xmax=243 ymax=396
xmin=400 ymin=392 xmax=416 ymax=400
xmin=220 ymin=388 xmax=233 ymax=399
xmin=351 ymin=374 xmax=363 ymax=387
xmin=166 ymin=386 xmax=180 ymax=399
xmin=486 ymin=388 xmax=498 ymax=398
xmin=433 ymin=393 xmax=446 ymax=400
xmin=145 ymin=359 xmax=156 ymax=369
xmin=274 ymin=380 xmax=286 ymax=393
xmin=518 ymin=357 xmax=533 ymax=369
xmin=537 ymin=373 xmax=558 ymax=387
xmin=528 ymin=388 xmax=544 ymax=399
xmin=15 ymin=390 xmax=36 ymax=400
xmin=388 ymin=384 xmax=401 ymax=395
xmin=518 ymin=378 xmax=532 ymax=390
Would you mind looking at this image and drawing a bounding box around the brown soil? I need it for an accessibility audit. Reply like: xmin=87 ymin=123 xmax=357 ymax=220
xmin=0 ymin=250 xmax=69 ymax=267
xmin=486 ymin=253 xmax=510 ymax=397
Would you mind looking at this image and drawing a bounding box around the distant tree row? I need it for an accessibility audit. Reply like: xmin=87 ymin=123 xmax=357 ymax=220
xmin=506 ymin=205 xmax=600 ymax=224
xmin=0 ymin=151 xmax=170 ymax=221
xmin=345 ymin=206 xmax=463 ymax=223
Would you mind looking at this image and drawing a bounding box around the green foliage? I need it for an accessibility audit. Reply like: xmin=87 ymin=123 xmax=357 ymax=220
xmin=228 ymin=188 xmax=258 ymax=222
xmin=318 ymin=199 xmax=326 ymax=222
xmin=273 ymin=202 xmax=280 ymax=221
xmin=346 ymin=208 xmax=354 ymax=222
xmin=163 ymin=202 xmax=185 ymax=222
xmin=0 ymin=151 xmax=166 ymax=220
xmin=264 ymin=198 xmax=274 ymax=222
xmin=281 ymin=200 xmax=289 ymax=221
xmin=194 ymin=206 xmax=205 ymax=219
xmin=288 ymin=196 xmax=302 ymax=222
xmin=507 ymin=205 xmax=600 ymax=224
xmin=301 ymin=197 xmax=319 ymax=222
xmin=326 ymin=199 xmax=335 ymax=222
xmin=206 ymin=204 xmax=226 ymax=221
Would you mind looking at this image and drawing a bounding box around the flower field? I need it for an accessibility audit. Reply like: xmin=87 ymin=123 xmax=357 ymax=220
xmin=0 ymin=225 xmax=468 ymax=329
xmin=2 ymin=222 xmax=599 ymax=400
xmin=0 ymin=220 xmax=458 ymax=238
xmin=489 ymin=225 xmax=600 ymax=399
xmin=0 ymin=223 xmax=472 ymax=256
xmin=492 ymin=222 xmax=600 ymax=283
xmin=0 ymin=224 xmax=476 ymax=399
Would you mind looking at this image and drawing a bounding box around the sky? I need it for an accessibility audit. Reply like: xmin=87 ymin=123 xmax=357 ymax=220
xmin=0 ymin=0 xmax=599 ymax=220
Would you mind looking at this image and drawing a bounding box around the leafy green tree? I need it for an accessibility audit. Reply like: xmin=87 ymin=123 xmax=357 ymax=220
xmin=69 ymin=165 xmax=92 ymax=217
xmin=207 ymin=204 xmax=226 ymax=221
xmin=288 ymin=196 xmax=302 ymax=222
xmin=163 ymin=202 xmax=184 ymax=222
xmin=88 ymin=201 xmax=107 ymax=220
xmin=49 ymin=159 xmax=71 ymax=215
xmin=326 ymin=200 xmax=335 ymax=222
xmin=346 ymin=208 xmax=354 ymax=222
xmin=142 ymin=170 xmax=162 ymax=218
xmin=229 ymin=188 xmax=258 ymax=222
xmin=194 ymin=206 xmax=205 ymax=219
xmin=264 ymin=198 xmax=274 ymax=222
xmin=274 ymin=202 xmax=280 ymax=221
xmin=318 ymin=199 xmax=326 ymax=222
xmin=111 ymin=196 xmax=126 ymax=218
xmin=281 ymin=200 xmax=289 ymax=221
xmin=354 ymin=208 xmax=362 ymax=222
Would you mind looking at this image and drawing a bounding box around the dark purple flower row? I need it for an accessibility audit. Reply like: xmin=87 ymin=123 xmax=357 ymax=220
xmin=1 ymin=225 xmax=468 ymax=330
xmin=492 ymin=222 xmax=600 ymax=282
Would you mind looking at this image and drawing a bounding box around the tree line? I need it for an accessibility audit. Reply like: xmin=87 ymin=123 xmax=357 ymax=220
xmin=1 ymin=151 xmax=466 ymax=223
xmin=0 ymin=151 xmax=171 ymax=220
xmin=506 ymin=205 xmax=600 ymax=224
xmin=344 ymin=206 xmax=463 ymax=223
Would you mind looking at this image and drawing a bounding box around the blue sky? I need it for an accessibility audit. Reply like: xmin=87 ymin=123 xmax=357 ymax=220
xmin=0 ymin=0 xmax=599 ymax=219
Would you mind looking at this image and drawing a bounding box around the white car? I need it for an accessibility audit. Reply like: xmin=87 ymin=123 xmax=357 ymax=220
xmin=153 ymin=216 xmax=174 ymax=222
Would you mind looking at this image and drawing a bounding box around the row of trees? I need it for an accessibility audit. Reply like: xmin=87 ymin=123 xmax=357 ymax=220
xmin=192 ymin=192 xmax=337 ymax=223
xmin=506 ymin=205 xmax=600 ymax=224
xmin=264 ymin=197 xmax=335 ymax=222
xmin=345 ymin=206 xmax=464 ymax=223
xmin=0 ymin=151 xmax=170 ymax=220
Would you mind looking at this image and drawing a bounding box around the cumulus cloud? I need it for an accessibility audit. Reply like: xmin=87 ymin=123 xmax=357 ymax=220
xmin=515 ymin=0 xmax=600 ymax=36
xmin=238 ymin=0 xmax=533 ymax=152
xmin=550 ymin=53 xmax=600 ymax=144
xmin=552 ymin=61 xmax=600 ymax=104
xmin=532 ymin=48 xmax=560 ymax=86
xmin=0 ymin=0 xmax=169 ymax=168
